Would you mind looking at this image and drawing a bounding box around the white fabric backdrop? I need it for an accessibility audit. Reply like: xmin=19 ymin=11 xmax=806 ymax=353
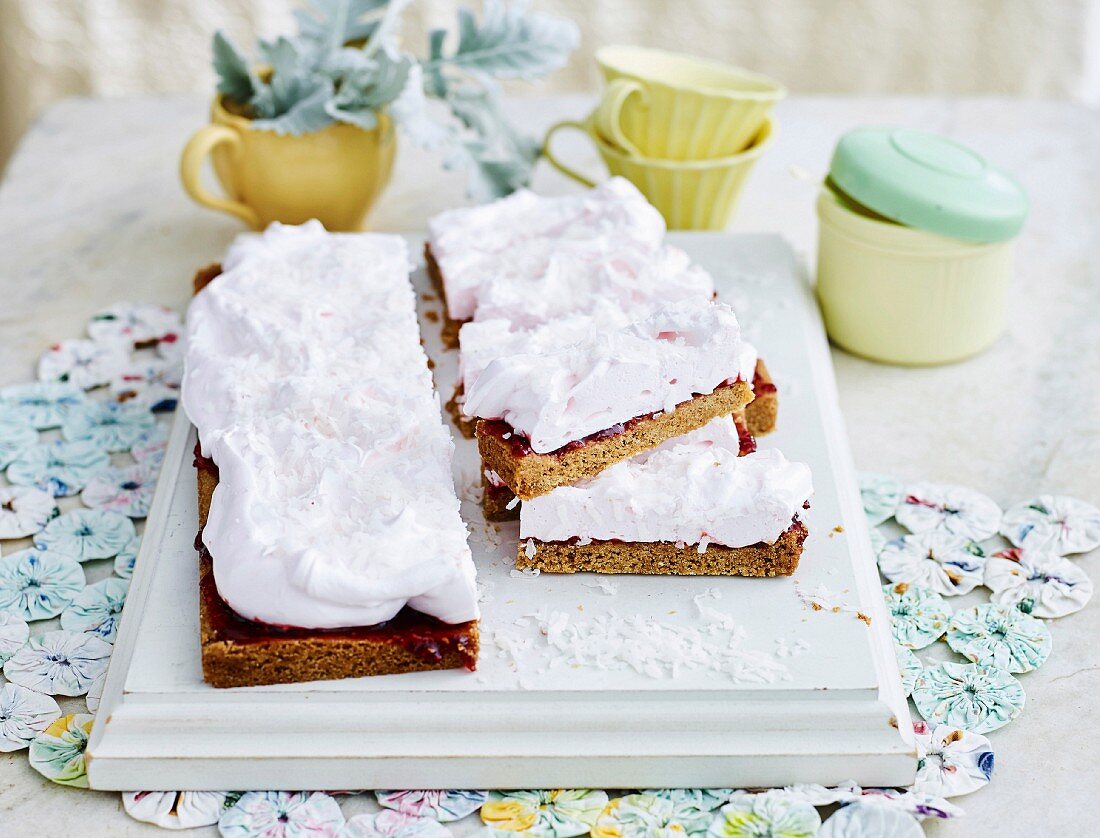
xmin=2 ymin=0 xmax=1098 ymax=167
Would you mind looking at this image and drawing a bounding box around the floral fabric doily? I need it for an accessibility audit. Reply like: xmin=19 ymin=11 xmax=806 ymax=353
xmin=896 ymin=482 xmax=1002 ymax=541
xmin=1000 ymin=495 xmax=1100 ymax=555
xmin=945 ymin=603 xmax=1052 ymax=673
xmin=983 ymin=548 xmax=1094 ymax=618
xmin=911 ymin=721 xmax=994 ymax=798
xmin=912 ymin=662 xmax=1025 ymax=734
xmin=878 ymin=532 xmax=986 ymax=596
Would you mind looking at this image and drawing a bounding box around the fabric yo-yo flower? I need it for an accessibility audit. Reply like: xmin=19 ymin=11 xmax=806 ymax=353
xmin=113 ymin=533 xmax=141 ymax=579
xmin=1000 ymin=494 xmax=1100 ymax=556
xmin=0 ymin=486 xmax=59 ymax=539
xmin=37 ymin=339 xmax=129 ymax=391
xmin=0 ymin=611 xmax=30 ymax=663
xmin=0 ymin=682 xmax=61 ymax=752
xmin=343 ymin=810 xmax=451 ymax=838
xmin=87 ymin=301 xmax=182 ymax=347
xmin=946 ymin=602 xmax=1052 ymax=673
xmin=81 ymin=463 xmax=159 ymax=518
xmin=0 ymin=382 xmax=88 ymax=430
xmin=130 ymin=424 xmax=168 ymax=467
xmin=6 ymin=439 xmax=110 ymax=497
xmin=377 ymin=789 xmax=488 ymax=822
xmin=895 ymin=645 xmax=922 ymax=697
xmin=859 ymin=472 xmax=903 ymax=526
xmin=593 ymin=790 xmax=725 ymax=837
xmin=481 ymin=790 xmax=609 ymax=837
xmin=0 ymin=548 xmax=85 ymax=621
xmin=62 ymin=400 xmax=157 ymax=453
xmin=28 ymin=713 xmax=95 ymax=787
xmin=879 ymin=532 xmax=986 ymax=596
xmin=895 ymin=482 xmax=1002 ymax=541
xmin=641 ymin=789 xmax=732 ymax=813
xmin=818 ymin=803 xmax=922 ymax=838
xmin=912 ymin=661 xmax=1025 ymax=734
xmin=983 ymin=547 xmax=1094 ymax=618
xmin=911 ymin=721 xmax=994 ymax=798
xmin=0 ymin=414 xmax=37 ymax=469
xmin=707 ymin=791 xmax=820 ymax=838
xmin=60 ymin=577 xmax=130 ymax=642
xmin=85 ymin=670 xmax=107 ymax=713
xmin=882 ymin=582 xmax=952 ymax=649
xmin=218 ymin=791 xmax=345 ymax=837
xmin=110 ymin=359 xmax=182 ymax=413
xmin=123 ymin=791 xmax=234 ymax=830
xmin=156 ymin=331 xmax=184 ymax=363
xmin=4 ymin=629 xmax=112 ymax=696
xmin=773 ymin=783 xmax=862 ymax=808
xmin=33 ymin=508 xmax=137 ymax=563
xmin=852 ymin=788 xmax=963 ymax=820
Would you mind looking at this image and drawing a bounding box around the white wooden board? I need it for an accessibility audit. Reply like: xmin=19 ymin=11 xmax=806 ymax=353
xmin=86 ymin=233 xmax=916 ymax=790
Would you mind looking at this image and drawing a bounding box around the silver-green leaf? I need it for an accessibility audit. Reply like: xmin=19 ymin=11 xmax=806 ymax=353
xmin=430 ymin=0 xmax=580 ymax=80
xmin=212 ymin=31 xmax=258 ymax=104
xmin=253 ymin=78 xmax=336 ymax=135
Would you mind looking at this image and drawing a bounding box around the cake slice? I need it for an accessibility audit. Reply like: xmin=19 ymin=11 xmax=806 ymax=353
xmin=481 ymin=410 xmax=759 ymax=522
xmin=516 ymin=416 xmax=813 ymax=576
xmin=425 ymin=177 xmax=676 ymax=343
xmin=451 ymin=357 xmax=778 ymax=441
xmin=184 ymin=223 xmax=479 ymax=688
xmin=465 ymin=299 xmax=757 ymax=500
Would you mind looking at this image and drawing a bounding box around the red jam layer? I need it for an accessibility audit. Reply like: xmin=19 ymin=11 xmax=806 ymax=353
xmin=752 ymin=367 xmax=777 ymax=396
xmin=733 ymin=412 xmax=756 ymax=456
xmin=194 ymin=444 xmax=219 ymax=478
xmin=481 ymin=377 xmax=744 ymax=459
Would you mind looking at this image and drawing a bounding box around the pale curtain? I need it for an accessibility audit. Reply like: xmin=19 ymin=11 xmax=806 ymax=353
xmin=2 ymin=0 xmax=1097 ymax=168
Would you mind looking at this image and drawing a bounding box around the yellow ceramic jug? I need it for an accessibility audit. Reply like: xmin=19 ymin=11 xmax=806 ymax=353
xmin=180 ymin=97 xmax=396 ymax=231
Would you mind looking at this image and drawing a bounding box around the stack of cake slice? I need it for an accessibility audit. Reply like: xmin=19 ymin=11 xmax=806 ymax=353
xmin=426 ymin=178 xmax=812 ymax=577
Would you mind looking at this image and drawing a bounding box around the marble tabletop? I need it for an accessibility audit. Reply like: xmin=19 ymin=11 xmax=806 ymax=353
xmin=0 ymin=94 xmax=1097 ymax=837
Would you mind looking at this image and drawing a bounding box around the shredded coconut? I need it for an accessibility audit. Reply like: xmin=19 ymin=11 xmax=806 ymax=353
xmin=491 ymin=605 xmax=790 ymax=685
xmin=795 ymin=581 xmax=868 ymax=622
xmin=583 ymin=579 xmax=620 ymax=596
xmin=507 ymin=495 xmax=521 ymax=511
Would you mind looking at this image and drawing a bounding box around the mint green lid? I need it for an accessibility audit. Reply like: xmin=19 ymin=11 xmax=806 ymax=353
xmin=828 ymin=127 xmax=1028 ymax=243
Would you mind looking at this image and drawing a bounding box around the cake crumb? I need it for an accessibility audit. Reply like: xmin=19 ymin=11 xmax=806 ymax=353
xmin=424 ymin=310 xmax=440 ymax=323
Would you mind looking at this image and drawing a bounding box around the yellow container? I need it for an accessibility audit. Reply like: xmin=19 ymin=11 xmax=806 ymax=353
xmin=595 ymin=45 xmax=785 ymax=160
xmin=815 ymin=190 xmax=1014 ymax=365
xmin=544 ymin=116 xmax=774 ymax=230
xmin=180 ymin=97 xmax=396 ymax=231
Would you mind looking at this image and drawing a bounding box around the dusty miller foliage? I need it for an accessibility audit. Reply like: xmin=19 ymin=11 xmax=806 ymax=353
xmin=213 ymin=0 xmax=578 ymax=199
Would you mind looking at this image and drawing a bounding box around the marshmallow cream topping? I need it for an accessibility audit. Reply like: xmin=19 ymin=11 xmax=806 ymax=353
xmin=461 ymin=299 xmax=758 ymax=453
xmin=521 ymin=416 xmax=813 ymax=547
xmin=427 ymin=177 xmax=679 ymax=323
xmin=182 ymin=221 xmax=478 ymax=630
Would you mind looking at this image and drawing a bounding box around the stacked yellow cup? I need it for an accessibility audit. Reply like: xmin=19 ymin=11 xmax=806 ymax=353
xmin=544 ymin=46 xmax=784 ymax=229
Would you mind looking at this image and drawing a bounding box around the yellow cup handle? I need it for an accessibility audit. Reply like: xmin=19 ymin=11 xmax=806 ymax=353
xmin=594 ymin=78 xmax=646 ymax=157
xmin=542 ymin=120 xmax=605 ymax=188
xmin=179 ymin=125 xmax=261 ymax=229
